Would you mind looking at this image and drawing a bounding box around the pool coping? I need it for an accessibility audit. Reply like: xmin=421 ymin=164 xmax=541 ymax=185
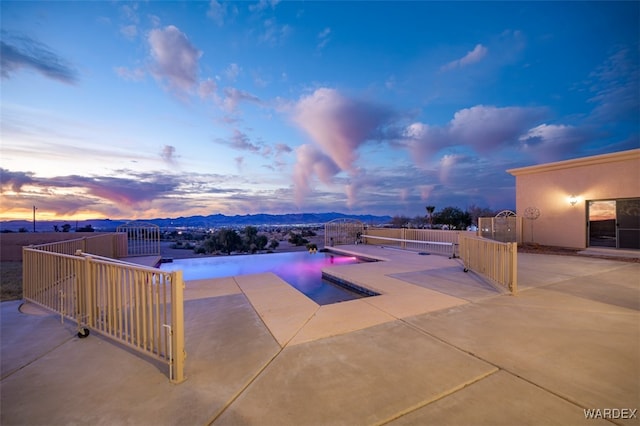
xmin=184 ymin=245 xmax=474 ymax=348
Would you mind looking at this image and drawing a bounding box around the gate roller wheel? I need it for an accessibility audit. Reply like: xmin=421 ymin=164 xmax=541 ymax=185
xmin=77 ymin=328 xmax=90 ymax=338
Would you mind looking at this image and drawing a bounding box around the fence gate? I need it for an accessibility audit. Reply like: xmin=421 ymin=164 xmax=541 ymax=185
xmin=478 ymin=210 xmax=522 ymax=243
xmin=325 ymin=218 xmax=365 ymax=246
xmin=116 ymin=221 xmax=161 ymax=257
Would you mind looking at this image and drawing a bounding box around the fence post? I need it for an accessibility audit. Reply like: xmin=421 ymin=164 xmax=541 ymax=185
xmin=82 ymin=253 xmax=94 ymax=327
xmin=171 ymin=270 xmax=186 ymax=383
xmin=509 ymin=242 xmax=518 ymax=295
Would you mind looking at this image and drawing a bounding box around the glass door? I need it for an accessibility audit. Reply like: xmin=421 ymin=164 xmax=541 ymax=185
xmin=588 ymin=200 xmax=616 ymax=247
xmin=616 ymin=198 xmax=640 ymax=249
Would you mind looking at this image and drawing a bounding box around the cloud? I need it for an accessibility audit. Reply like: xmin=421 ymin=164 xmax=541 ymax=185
xmin=0 ymin=33 xmax=78 ymax=84
xmin=160 ymin=145 xmax=177 ymax=164
xmin=317 ymin=27 xmax=331 ymax=50
xmin=404 ymin=105 xmax=547 ymax=164
xmin=449 ymin=105 xmax=546 ymax=152
xmin=148 ymin=25 xmax=202 ymax=94
xmin=0 ymin=169 xmax=36 ymax=193
xmin=274 ymin=143 xmax=292 ymax=155
xmin=198 ymin=78 xmax=218 ymax=99
xmin=293 ymin=88 xmax=394 ymax=171
xmin=222 ymin=87 xmax=261 ymax=111
xmin=442 ymin=44 xmax=488 ymax=71
xmin=519 ymin=124 xmax=588 ymax=162
xmin=587 ymin=47 xmax=640 ymax=123
xmin=115 ymin=66 xmax=145 ymax=81
xmin=207 ymin=0 xmax=227 ymax=26
xmin=438 ymin=153 xmax=468 ymax=185
xmin=226 ymin=129 xmax=261 ymax=152
xmin=249 ymin=0 xmax=281 ymax=12
xmin=2 ymin=170 xmax=182 ymax=208
xmin=225 ymin=63 xmax=242 ymax=81
xmin=259 ymin=19 xmax=292 ymax=46
xmin=293 ymin=144 xmax=340 ymax=205
xmin=119 ymin=4 xmax=139 ymax=24
xmin=120 ymin=25 xmax=137 ymax=40
xmin=235 ymin=156 xmax=244 ymax=171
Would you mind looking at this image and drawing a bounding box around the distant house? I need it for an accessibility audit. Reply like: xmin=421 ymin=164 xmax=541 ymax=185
xmin=507 ymin=149 xmax=640 ymax=250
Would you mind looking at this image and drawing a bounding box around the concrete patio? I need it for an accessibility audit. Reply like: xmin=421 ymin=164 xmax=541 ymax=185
xmin=1 ymin=246 xmax=638 ymax=425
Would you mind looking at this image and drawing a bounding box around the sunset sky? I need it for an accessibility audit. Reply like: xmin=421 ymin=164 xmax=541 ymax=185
xmin=1 ymin=1 xmax=638 ymax=221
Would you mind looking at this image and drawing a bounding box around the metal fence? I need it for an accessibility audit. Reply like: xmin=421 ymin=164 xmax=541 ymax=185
xmin=478 ymin=216 xmax=522 ymax=243
xmin=116 ymin=221 xmax=161 ymax=257
xmin=325 ymin=218 xmax=365 ymax=246
xmin=26 ymin=234 xmax=128 ymax=258
xmin=362 ymin=228 xmax=477 ymax=257
xmin=22 ymin=242 xmax=185 ymax=383
xmin=458 ymin=235 xmax=518 ymax=295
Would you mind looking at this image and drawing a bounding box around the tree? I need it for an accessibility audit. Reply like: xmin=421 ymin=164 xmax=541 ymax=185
xmin=288 ymin=232 xmax=309 ymax=246
xmin=434 ymin=206 xmax=471 ymax=230
xmin=425 ymin=206 xmax=435 ymax=228
xmin=268 ymin=239 xmax=279 ymax=251
xmin=412 ymin=215 xmax=428 ymax=228
xmin=61 ymin=224 xmax=71 ymax=232
xmin=216 ymin=228 xmax=242 ymax=254
xmin=255 ymin=234 xmax=268 ymax=251
xmin=466 ymin=204 xmax=496 ymax=226
xmin=77 ymin=224 xmax=95 ymax=232
xmin=390 ymin=215 xmax=410 ymax=227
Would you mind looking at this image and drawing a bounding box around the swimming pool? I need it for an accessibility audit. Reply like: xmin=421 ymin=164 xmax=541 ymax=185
xmin=160 ymin=251 xmax=371 ymax=305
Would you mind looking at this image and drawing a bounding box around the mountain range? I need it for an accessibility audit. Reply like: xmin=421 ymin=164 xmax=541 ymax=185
xmin=0 ymin=212 xmax=392 ymax=232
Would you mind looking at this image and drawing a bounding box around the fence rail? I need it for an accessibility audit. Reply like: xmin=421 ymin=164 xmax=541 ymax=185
xmin=458 ymin=235 xmax=517 ymax=294
xmin=22 ymin=244 xmax=185 ymax=383
xmin=116 ymin=222 xmax=161 ymax=257
xmin=29 ymin=234 xmax=128 ymax=258
xmin=363 ymin=228 xmax=477 ymax=257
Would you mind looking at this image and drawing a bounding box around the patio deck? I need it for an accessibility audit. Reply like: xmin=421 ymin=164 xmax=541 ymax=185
xmin=1 ymin=246 xmax=638 ymax=425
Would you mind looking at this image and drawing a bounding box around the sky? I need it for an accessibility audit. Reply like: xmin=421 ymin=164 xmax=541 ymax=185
xmin=1 ymin=1 xmax=638 ymax=221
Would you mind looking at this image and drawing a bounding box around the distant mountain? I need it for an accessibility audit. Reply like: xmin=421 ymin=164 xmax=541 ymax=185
xmin=0 ymin=212 xmax=392 ymax=232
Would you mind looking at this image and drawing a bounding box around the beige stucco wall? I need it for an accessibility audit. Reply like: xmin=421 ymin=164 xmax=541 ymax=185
xmin=507 ymin=149 xmax=640 ymax=249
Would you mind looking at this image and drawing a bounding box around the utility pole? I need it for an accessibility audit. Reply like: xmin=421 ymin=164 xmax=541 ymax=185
xmin=33 ymin=206 xmax=37 ymax=232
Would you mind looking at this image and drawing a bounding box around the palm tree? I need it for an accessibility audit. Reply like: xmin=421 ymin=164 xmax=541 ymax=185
xmin=425 ymin=206 xmax=435 ymax=228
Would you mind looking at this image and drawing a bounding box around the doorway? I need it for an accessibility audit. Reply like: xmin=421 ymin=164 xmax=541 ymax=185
xmin=588 ymin=198 xmax=640 ymax=249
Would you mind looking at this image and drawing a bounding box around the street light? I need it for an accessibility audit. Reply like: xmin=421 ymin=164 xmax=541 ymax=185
xmin=33 ymin=206 xmax=37 ymax=232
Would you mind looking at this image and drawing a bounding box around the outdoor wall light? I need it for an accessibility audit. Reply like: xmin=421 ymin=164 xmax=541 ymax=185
xmin=568 ymin=195 xmax=578 ymax=206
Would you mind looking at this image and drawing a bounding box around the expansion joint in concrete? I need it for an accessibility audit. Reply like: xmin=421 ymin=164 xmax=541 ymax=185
xmin=1 ymin=332 xmax=76 ymax=381
xmin=398 ymin=317 xmax=598 ymax=422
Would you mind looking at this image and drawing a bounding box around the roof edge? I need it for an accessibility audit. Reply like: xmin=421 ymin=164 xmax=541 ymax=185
xmin=507 ymin=149 xmax=640 ymax=176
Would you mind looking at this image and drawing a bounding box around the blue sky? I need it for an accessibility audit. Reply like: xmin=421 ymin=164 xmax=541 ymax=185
xmin=1 ymin=1 xmax=638 ymax=221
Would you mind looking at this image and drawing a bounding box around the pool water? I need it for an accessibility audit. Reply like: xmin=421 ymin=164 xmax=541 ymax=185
xmin=160 ymin=251 xmax=368 ymax=305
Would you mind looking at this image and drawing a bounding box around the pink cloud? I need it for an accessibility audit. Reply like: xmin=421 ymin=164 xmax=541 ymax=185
xmin=198 ymin=78 xmax=217 ymax=99
xmin=148 ymin=25 xmax=202 ymax=93
xmin=404 ymin=105 xmax=547 ymax=164
xmin=293 ymin=144 xmax=340 ymax=205
xmin=291 ymin=88 xmax=394 ymax=206
xmin=450 ymin=105 xmax=545 ymax=152
xmin=293 ymin=88 xmax=392 ymax=172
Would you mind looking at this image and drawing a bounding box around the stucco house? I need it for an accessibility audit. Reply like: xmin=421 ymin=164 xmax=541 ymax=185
xmin=507 ymin=149 xmax=640 ymax=250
